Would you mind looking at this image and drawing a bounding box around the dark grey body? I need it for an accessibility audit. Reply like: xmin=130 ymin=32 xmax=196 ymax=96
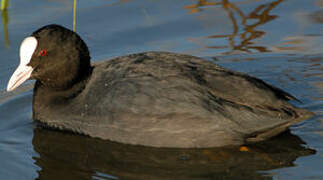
xmin=33 ymin=52 xmax=313 ymax=147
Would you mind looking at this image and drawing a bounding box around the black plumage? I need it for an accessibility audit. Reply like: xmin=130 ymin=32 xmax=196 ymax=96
xmin=14 ymin=25 xmax=314 ymax=147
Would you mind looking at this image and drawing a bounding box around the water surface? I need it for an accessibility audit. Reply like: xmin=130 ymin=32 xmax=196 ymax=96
xmin=0 ymin=0 xmax=322 ymax=179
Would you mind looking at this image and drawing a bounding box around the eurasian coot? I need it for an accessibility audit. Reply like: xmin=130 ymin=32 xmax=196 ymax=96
xmin=7 ymin=24 xmax=313 ymax=147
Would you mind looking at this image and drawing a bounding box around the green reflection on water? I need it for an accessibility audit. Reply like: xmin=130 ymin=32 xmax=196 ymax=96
xmin=73 ymin=0 xmax=77 ymax=32
xmin=1 ymin=0 xmax=9 ymax=11
xmin=1 ymin=0 xmax=9 ymax=47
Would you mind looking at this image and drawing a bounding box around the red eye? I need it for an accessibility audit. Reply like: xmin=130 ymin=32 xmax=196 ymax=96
xmin=39 ymin=49 xmax=47 ymax=56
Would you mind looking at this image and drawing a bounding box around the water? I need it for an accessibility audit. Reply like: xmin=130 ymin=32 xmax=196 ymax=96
xmin=0 ymin=0 xmax=322 ymax=179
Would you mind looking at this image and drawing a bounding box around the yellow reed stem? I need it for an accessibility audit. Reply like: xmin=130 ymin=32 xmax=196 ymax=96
xmin=73 ymin=0 xmax=77 ymax=32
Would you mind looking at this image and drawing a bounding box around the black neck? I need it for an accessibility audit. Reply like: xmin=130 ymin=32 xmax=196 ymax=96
xmin=33 ymin=67 xmax=92 ymax=106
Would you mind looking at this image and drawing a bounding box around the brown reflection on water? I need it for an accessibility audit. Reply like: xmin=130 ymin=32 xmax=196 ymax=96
xmin=33 ymin=128 xmax=315 ymax=180
xmin=309 ymin=10 xmax=323 ymax=23
xmin=185 ymin=0 xmax=283 ymax=54
xmin=311 ymin=0 xmax=323 ymax=23
xmin=184 ymin=0 xmax=220 ymax=14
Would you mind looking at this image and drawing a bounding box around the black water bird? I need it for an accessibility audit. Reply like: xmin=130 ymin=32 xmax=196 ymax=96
xmin=7 ymin=24 xmax=313 ymax=147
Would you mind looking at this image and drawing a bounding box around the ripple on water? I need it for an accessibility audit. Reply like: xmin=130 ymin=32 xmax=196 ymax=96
xmin=0 ymin=88 xmax=39 ymax=180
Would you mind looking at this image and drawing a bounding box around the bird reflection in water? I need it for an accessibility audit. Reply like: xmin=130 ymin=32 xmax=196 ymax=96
xmin=33 ymin=128 xmax=315 ymax=180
